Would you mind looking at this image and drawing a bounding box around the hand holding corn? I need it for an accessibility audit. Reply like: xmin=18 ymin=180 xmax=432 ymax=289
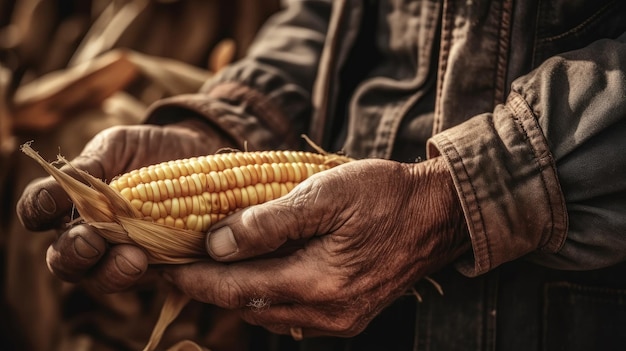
xmin=16 ymin=121 xmax=471 ymax=341
xmin=17 ymin=120 xmax=234 ymax=290
xmin=161 ymin=156 xmax=470 ymax=338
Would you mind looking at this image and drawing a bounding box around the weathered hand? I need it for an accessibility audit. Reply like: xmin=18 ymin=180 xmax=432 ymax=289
xmin=16 ymin=119 xmax=231 ymax=291
xmin=163 ymin=156 xmax=470 ymax=338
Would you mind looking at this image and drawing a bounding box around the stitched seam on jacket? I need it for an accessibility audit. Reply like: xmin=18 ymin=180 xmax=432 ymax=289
xmin=146 ymin=92 xmax=294 ymax=150
xmin=378 ymin=0 xmax=441 ymax=159
xmin=311 ymin=0 xmax=349 ymax=146
xmin=494 ymin=0 xmax=513 ymax=104
xmin=432 ymin=133 xmax=490 ymax=275
xmin=537 ymin=2 xmax=616 ymax=43
xmin=145 ymin=96 xmax=241 ymax=146
xmin=205 ymin=82 xmax=298 ymax=146
xmin=433 ymin=0 xmax=454 ymax=134
xmin=506 ymin=92 xmax=563 ymax=252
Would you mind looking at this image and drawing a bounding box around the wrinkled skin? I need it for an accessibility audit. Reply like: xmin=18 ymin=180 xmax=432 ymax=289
xmin=16 ymin=121 xmax=470 ymax=338
xmin=16 ymin=119 xmax=231 ymax=290
xmin=163 ymin=157 xmax=470 ymax=337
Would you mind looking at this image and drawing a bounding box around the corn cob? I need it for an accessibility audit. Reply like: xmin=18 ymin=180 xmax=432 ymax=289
xmin=108 ymin=150 xmax=343 ymax=233
xmin=20 ymin=142 xmax=352 ymax=264
xmin=21 ymin=141 xmax=353 ymax=351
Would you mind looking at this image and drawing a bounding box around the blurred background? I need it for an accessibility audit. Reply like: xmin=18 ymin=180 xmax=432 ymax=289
xmin=0 ymin=1 xmax=284 ymax=350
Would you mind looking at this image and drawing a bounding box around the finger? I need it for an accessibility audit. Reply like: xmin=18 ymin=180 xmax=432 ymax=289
xmin=88 ymin=244 xmax=149 ymax=293
xmin=165 ymin=238 xmax=349 ymax=308
xmin=18 ymin=176 xmax=75 ymax=231
xmin=16 ymin=155 xmax=106 ymax=231
xmin=205 ymin=179 xmax=337 ymax=261
xmin=46 ymin=224 xmax=107 ymax=282
xmin=162 ymin=253 xmax=314 ymax=308
xmin=239 ymin=304 xmax=367 ymax=338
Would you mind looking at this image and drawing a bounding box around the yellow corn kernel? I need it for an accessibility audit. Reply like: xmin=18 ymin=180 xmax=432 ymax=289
xmin=108 ymin=150 xmax=351 ymax=232
xmin=20 ymin=141 xmax=353 ymax=267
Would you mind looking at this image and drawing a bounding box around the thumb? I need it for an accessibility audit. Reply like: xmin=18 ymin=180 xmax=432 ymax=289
xmin=205 ymin=188 xmax=319 ymax=262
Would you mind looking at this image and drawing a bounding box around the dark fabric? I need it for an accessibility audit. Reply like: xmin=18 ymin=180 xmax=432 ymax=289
xmin=295 ymin=261 xmax=626 ymax=351
xmin=5 ymin=0 xmax=626 ymax=350
xmin=164 ymin=0 xmax=626 ymax=349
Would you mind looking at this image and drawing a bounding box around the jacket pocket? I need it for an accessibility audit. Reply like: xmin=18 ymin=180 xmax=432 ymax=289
xmin=533 ymin=1 xmax=626 ymax=66
xmin=543 ymin=282 xmax=626 ymax=351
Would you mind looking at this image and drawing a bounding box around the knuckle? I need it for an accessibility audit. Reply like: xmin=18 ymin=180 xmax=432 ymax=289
xmin=287 ymin=180 xmax=319 ymax=212
xmin=315 ymin=276 xmax=347 ymax=301
xmin=240 ymin=206 xmax=303 ymax=252
xmin=329 ymin=314 xmax=363 ymax=336
xmin=318 ymin=295 xmax=372 ymax=336
xmin=277 ymin=181 xmax=325 ymax=237
xmin=241 ymin=208 xmax=283 ymax=252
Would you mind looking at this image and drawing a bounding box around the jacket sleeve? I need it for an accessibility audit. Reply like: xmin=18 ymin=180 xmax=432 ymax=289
xmin=145 ymin=0 xmax=332 ymax=150
xmin=428 ymin=33 xmax=626 ymax=276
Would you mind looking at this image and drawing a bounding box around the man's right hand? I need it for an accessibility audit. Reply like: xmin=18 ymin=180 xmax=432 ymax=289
xmin=16 ymin=119 xmax=230 ymax=291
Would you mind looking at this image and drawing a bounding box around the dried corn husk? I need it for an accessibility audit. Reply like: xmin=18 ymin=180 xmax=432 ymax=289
xmin=20 ymin=140 xmax=351 ymax=351
xmin=21 ymin=142 xmax=210 ymax=264
xmin=21 ymin=142 xmax=205 ymax=351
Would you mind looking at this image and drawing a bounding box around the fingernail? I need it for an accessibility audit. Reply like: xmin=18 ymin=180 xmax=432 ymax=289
xmin=207 ymin=226 xmax=238 ymax=257
xmin=37 ymin=189 xmax=56 ymax=214
xmin=74 ymin=236 xmax=100 ymax=258
xmin=115 ymin=255 xmax=142 ymax=276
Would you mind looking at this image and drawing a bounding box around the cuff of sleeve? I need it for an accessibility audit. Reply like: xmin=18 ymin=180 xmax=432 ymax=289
xmin=144 ymin=82 xmax=299 ymax=150
xmin=427 ymin=93 xmax=568 ymax=277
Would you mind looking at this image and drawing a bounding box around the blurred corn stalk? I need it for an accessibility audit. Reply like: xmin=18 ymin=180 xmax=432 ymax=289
xmin=0 ymin=1 xmax=279 ymax=350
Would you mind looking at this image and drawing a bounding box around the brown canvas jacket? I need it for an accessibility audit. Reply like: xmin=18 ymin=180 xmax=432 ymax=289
xmin=148 ymin=0 xmax=626 ymax=278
